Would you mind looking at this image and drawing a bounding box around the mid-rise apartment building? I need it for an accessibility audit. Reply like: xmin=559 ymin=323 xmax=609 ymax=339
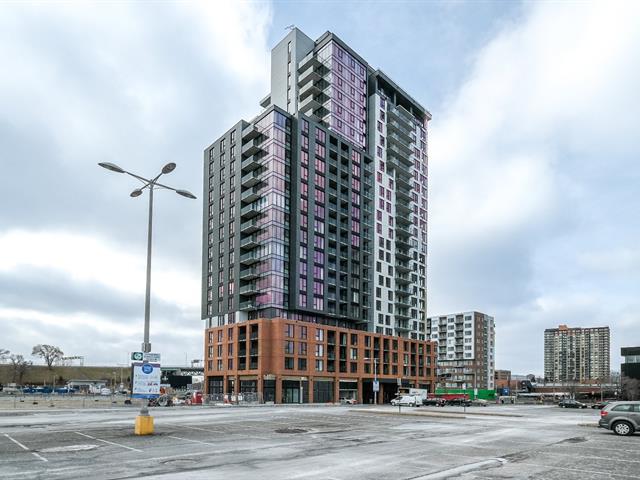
xmin=426 ymin=312 xmax=495 ymax=390
xmin=202 ymin=29 xmax=433 ymax=402
xmin=543 ymin=325 xmax=610 ymax=383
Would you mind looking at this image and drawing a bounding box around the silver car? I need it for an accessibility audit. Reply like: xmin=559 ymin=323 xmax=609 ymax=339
xmin=598 ymin=401 xmax=640 ymax=436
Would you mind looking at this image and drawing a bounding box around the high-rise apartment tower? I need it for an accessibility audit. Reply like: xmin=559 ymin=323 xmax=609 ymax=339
xmin=202 ymin=29 xmax=430 ymax=338
xmin=544 ymin=325 xmax=610 ymax=383
xmin=201 ymin=29 xmax=433 ymax=403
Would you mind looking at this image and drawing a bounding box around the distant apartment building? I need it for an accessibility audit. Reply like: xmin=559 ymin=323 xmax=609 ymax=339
xmin=201 ymin=28 xmax=434 ymax=402
xmin=543 ymin=325 xmax=610 ymax=383
xmin=427 ymin=312 xmax=495 ymax=390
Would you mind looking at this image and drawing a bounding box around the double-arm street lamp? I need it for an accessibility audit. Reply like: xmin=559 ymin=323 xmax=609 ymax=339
xmin=98 ymin=162 xmax=196 ymax=354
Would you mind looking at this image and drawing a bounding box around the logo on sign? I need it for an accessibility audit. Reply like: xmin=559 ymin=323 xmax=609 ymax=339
xmin=141 ymin=364 xmax=154 ymax=374
xmin=131 ymin=352 xmax=144 ymax=361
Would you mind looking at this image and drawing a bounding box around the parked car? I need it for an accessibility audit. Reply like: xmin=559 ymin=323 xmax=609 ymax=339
xmin=340 ymin=397 xmax=357 ymax=405
xmin=3 ymin=384 xmax=22 ymax=394
xmin=100 ymin=388 xmax=112 ymax=396
xmin=423 ymin=398 xmax=446 ymax=407
xmin=598 ymin=401 xmax=640 ymax=436
xmin=447 ymin=398 xmax=472 ymax=407
xmin=471 ymin=399 xmax=488 ymax=407
xmin=558 ymin=399 xmax=587 ymax=409
xmin=391 ymin=395 xmax=420 ymax=407
xmin=591 ymin=401 xmax=610 ymax=409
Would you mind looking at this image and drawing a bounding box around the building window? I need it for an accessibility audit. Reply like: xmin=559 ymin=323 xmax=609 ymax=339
xmin=316 ymin=328 xmax=324 ymax=341
xmin=284 ymin=357 xmax=294 ymax=370
xmin=285 ymin=324 xmax=294 ymax=338
xmin=315 ymin=359 xmax=324 ymax=372
xmin=315 ymin=344 xmax=324 ymax=357
xmin=284 ymin=341 xmax=294 ymax=355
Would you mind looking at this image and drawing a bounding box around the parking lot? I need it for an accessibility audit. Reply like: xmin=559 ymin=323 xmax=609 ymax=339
xmin=0 ymin=403 xmax=638 ymax=479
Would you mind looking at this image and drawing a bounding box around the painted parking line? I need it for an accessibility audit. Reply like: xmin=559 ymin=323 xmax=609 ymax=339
xmin=3 ymin=434 xmax=48 ymax=462
xmin=168 ymin=435 xmax=217 ymax=446
xmin=74 ymin=432 xmax=142 ymax=452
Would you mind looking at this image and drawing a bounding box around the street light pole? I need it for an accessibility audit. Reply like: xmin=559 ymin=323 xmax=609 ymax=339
xmin=143 ymin=185 xmax=154 ymax=353
xmin=98 ymin=161 xmax=196 ymax=435
xmin=99 ymin=161 xmax=196 ymax=355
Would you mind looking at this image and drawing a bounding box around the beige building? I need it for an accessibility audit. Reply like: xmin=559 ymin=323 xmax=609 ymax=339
xmin=544 ymin=325 xmax=610 ymax=383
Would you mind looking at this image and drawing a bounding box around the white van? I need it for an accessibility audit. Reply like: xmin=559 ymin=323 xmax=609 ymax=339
xmin=391 ymin=395 xmax=420 ymax=407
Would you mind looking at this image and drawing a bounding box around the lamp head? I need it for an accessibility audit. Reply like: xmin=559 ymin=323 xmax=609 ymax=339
xmin=162 ymin=162 xmax=176 ymax=174
xmin=130 ymin=189 xmax=143 ymax=197
xmin=98 ymin=162 xmax=125 ymax=174
xmin=176 ymin=189 xmax=197 ymax=199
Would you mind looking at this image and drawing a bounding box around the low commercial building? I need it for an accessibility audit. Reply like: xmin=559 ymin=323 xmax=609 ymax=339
xmin=204 ymin=318 xmax=436 ymax=404
xmin=495 ymin=369 xmax=514 ymax=393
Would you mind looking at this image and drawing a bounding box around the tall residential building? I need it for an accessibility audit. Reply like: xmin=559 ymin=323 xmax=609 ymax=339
xmin=202 ymin=29 xmax=433 ymax=402
xmin=426 ymin=312 xmax=495 ymax=390
xmin=543 ymin=325 xmax=610 ymax=383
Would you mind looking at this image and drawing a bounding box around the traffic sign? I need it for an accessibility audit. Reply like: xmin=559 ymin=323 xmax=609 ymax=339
xmin=143 ymin=352 xmax=161 ymax=363
xmin=373 ymin=381 xmax=380 ymax=392
xmin=131 ymin=352 xmax=144 ymax=361
xmin=131 ymin=352 xmax=161 ymax=362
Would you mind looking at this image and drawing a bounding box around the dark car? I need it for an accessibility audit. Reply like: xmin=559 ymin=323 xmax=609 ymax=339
xmin=598 ymin=401 xmax=640 ymax=436
xmin=447 ymin=398 xmax=472 ymax=407
xmin=423 ymin=398 xmax=446 ymax=407
xmin=558 ymin=399 xmax=587 ymax=409
xmin=591 ymin=401 xmax=610 ymax=409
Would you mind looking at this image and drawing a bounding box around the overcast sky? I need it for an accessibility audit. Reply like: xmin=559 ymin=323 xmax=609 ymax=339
xmin=1 ymin=1 xmax=638 ymax=374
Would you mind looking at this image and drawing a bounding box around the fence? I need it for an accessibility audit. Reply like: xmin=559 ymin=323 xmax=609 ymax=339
xmin=204 ymin=392 xmax=262 ymax=405
xmin=0 ymin=392 xmax=132 ymax=409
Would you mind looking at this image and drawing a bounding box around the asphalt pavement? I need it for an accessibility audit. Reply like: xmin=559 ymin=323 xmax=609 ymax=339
xmin=0 ymin=403 xmax=638 ymax=479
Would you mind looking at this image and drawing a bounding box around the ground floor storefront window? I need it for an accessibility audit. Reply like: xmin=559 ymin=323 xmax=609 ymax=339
xmin=313 ymin=381 xmax=334 ymax=403
xmin=282 ymin=380 xmax=309 ymax=403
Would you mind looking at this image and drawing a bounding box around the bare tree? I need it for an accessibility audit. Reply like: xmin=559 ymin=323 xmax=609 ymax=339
xmin=0 ymin=348 xmax=9 ymax=363
xmin=31 ymin=344 xmax=64 ymax=370
xmin=9 ymin=354 xmax=32 ymax=384
xmin=621 ymin=376 xmax=640 ymax=401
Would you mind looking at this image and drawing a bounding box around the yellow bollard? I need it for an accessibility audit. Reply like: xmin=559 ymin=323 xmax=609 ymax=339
xmin=135 ymin=414 xmax=154 ymax=435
